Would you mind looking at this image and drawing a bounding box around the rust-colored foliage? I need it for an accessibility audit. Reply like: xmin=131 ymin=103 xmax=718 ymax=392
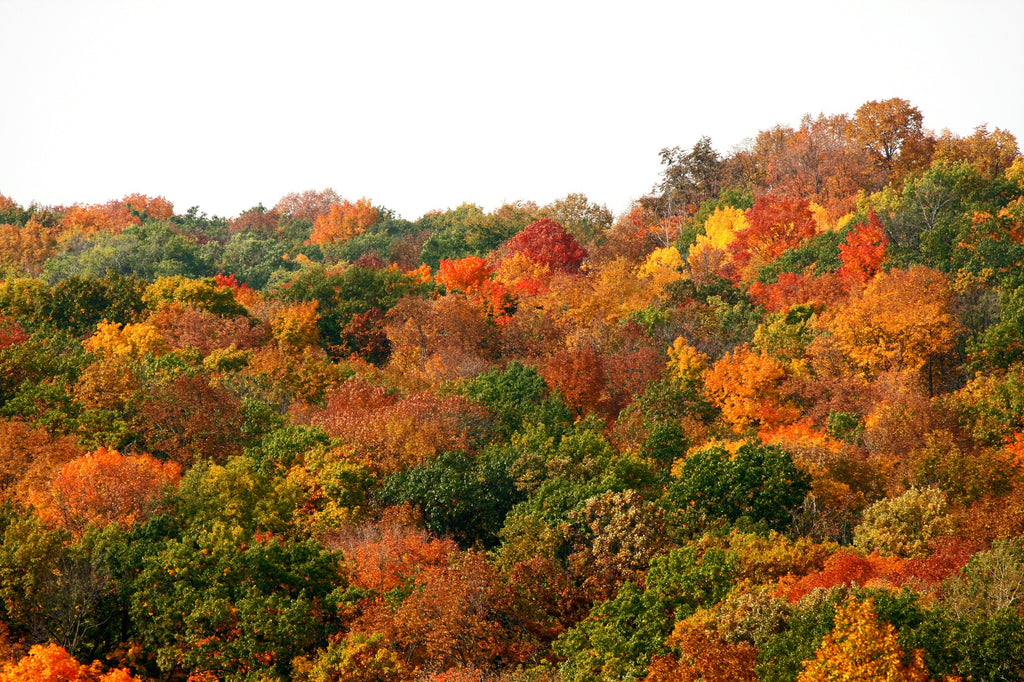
xmin=851 ymin=97 xmax=933 ymax=185
xmin=437 ymin=257 xmax=514 ymax=319
xmin=326 ymin=506 xmax=458 ymax=593
xmin=755 ymin=114 xmax=874 ymax=216
xmin=385 ymin=294 xmax=499 ymax=387
xmin=890 ymin=536 xmax=981 ymax=590
xmin=749 ymin=270 xmax=844 ymax=313
xmin=148 ymin=304 xmax=266 ymax=356
xmin=0 ymin=419 xmax=84 ymax=503
xmin=0 ymin=643 xmax=139 ymax=681
xmin=506 ymin=556 xmax=588 ymax=644
xmin=136 ymin=375 xmax=245 ymax=465
xmin=778 ymin=550 xmax=903 ymax=603
xmin=540 ymin=347 xmax=606 ymax=417
xmin=0 ymin=315 xmax=29 ymax=350
xmin=385 ymin=550 xmax=529 ymax=670
xmin=309 ymin=198 xmax=379 ymax=245
xmin=312 ymin=379 xmax=492 ymax=475
xmin=28 ymin=447 xmax=181 ymax=535
xmin=500 ymin=218 xmax=587 ymax=273
xmin=227 ymin=205 xmax=281 ymax=233
xmin=646 ymin=617 xmax=758 ymax=682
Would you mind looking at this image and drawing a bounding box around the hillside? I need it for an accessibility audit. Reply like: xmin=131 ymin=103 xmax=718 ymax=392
xmin=0 ymin=97 xmax=1023 ymax=681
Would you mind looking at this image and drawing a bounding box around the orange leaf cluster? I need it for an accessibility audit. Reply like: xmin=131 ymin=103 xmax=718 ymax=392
xmin=28 ymin=447 xmax=182 ymax=535
xmin=312 ymin=379 xmax=491 ymax=475
xmin=309 ymin=198 xmax=379 ymax=245
xmin=778 ymin=550 xmax=903 ymax=603
xmin=328 ymin=507 xmax=458 ymax=593
xmin=0 ymin=643 xmax=139 ymax=681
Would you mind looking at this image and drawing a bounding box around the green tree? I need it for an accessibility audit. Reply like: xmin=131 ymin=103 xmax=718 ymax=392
xmin=554 ymin=545 xmax=735 ymax=681
xmin=664 ymin=441 xmax=811 ymax=536
xmin=131 ymin=521 xmax=345 ymax=681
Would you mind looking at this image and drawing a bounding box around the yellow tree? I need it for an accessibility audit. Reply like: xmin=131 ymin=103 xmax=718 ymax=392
xmin=687 ymin=206 xmax=747 ymax=282
xmin=798 ymin=596 xmax=932 ymax=682
xmin=83 ymin=319 xmax=166 ymax=360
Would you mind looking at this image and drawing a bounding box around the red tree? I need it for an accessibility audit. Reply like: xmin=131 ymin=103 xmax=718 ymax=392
xmin=501 ymin=219 xmax=587 ymax=272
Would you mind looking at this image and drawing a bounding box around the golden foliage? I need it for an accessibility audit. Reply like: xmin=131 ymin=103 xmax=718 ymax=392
xmin=83 ymin=319 xmax=166 ymax=360
xmin=797 ymin=596 xmax=933 ymax=682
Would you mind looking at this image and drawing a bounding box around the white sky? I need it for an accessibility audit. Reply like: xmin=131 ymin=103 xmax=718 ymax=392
xmin=2 ymin=0 xmax=1022 ymax=221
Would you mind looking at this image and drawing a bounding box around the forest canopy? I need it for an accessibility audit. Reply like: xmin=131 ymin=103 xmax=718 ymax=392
xmin=0 ymin=98 xmax=1023 ymax=681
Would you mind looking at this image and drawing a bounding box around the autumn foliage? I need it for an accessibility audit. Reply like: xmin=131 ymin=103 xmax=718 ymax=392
xmin=27 ymin=447 xmax=181 ymax=534
xmin=0 ymin=99 xmax=1020 ymax=682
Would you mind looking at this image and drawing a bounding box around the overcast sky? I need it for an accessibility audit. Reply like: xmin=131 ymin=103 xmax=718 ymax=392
xmin=2 ymin=0 xmax=1022 ymax=221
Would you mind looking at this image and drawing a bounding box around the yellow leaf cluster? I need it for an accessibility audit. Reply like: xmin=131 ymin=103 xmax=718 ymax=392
xmin=798 ymin=597 xmax=933 ymax=682
xmin=687 ymin=207 xmax=747 ymax=281
xmin=639 ymin=246 xmax=686 ymax=289
xmin=667 ymin=337 xmax=708 ymax=384
xmin=271 ymin=301 xmax=320 ymax=350
xmin=84 ymin=319 xmax=166 ymax=360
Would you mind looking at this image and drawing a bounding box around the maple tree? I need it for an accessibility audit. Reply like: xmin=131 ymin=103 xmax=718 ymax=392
xmin=309 ymin=198 xmax=379 ymax=246
xmin=499 ymin=218 xmax=587 ymax=272
xmin=829 ymin=266 xmax=959 ymax=379
xmin=727 ymin=195 xmax=818 ymax=283
xmin=27 ymin=446 xmax=181 ymax=535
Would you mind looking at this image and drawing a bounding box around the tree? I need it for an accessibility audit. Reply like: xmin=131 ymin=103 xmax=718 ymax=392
xmin=702 ymin=344 xmax=799 ymax=432
xmin=309 ymin=198 xmax=380 ymax=246
xmin=136 ymin=374 xmax=245 ymax=465
xmin=383 ymin=550 xmax=527 ymax=671
xmin=326 ymin=506 xmax=457 ymax=593
xmin=131 ymin=522 xmax=345 ymax=681
xmin=567 ymin=490 xmax=670 ymax=601
xmin=727 ymin=195 xmax=818 ymax=283
xmin=83 ymin=319 xmax=166 ymax=359
xmin=828 ymin=266 xmax=959 ymax=380
xmin=274 ymin=188 xmax=343 ymax=222
xmin=538 ymin=193 xmax=614 ymax=245
xmin=27 ymin=447 xmax=181 ymax=537
xmin=851 ymin=98 xmax=933 ymax=185
xmin=0 ymin=643 xmax=139 ymax=681
xmin=933 ymin=124 xmax=1020 ymax=178
xmin=554 ymin=546 xmax=736 ymax=682
xmin=499 ymin=218 xmax=587 ymax=273
xmin=797 ymin=596 xmax=932 ymax=682
xmin=759 ymin=113 xmax=874 ymax=215
xmin=644 ymin=137 xmax=724 ymax=219
xmin=664 ymin=441 xmax=811 ymax=535
xmin=853 ymin=487 xmax=952 ymax=559
xmin=828 ymin=213 xmax=884 ymax=287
